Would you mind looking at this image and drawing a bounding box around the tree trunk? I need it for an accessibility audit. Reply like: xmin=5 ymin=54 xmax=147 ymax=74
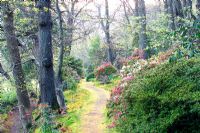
xmin=2 ymin=4 xmax=32 ymax=131
xmin=135 ymin=0 xmax=139 ymax=17
xmin=105 ymin=0 xmax=114 ymax=64
xmin=163 ymin=0 xmax=168 ymax=13
xmin=173 ymin=0 xmax=184 ymax=27
xmin=55 ymin=0 xmax=67 ymax=112
xmin=122 ymin=1 xmax=131 ymax=25
xmin=167 ymin=0 xmax=176 ymax=30
xmin=65 ymin=2 xmax=75 ymax=56
xmin=173 ymin=0 xmax=184 ymax=18
xmin=157 ymin=0 xmax=162 ymax=13
xmin=138 ymin=0 xmax=148 ymax=59
xmin=182 ymin=0 xmax=192 ymax=19
xmin=37 ymin=0 xmax=59 ymax=109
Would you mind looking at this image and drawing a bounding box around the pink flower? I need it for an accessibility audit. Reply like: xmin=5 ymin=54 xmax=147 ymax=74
xmin=122 ymin=76 xmax=134 ymax=82
xmin=107 ymin=122 xmax=116 ymax=128
xmin=112 ymin=86 xmax=122 ymax=95
xmin=113 ymin=111 xmax=123 ymax=121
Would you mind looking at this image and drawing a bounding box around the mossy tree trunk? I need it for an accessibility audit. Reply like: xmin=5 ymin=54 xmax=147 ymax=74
xmin=137 ymin=0 xmax=148 ymax=59
xmin=37 ymin=0 xmax=59 ymax=109
xmin=2 ymin=3 xmax=32 ymax=131
xmin=55 ymin=0 xmax=67 ymax=112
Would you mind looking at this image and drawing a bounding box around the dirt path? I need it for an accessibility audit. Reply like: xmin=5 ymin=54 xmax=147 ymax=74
xmin=80 ymin=82 xmax=110 ymax=133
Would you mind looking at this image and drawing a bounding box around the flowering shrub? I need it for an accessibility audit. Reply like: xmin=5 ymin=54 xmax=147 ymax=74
xmin=95 ymin=62 xmax=117 ymax=84
xmin=107 ymin=48 xmax=178 ymax=130
xmin=107 ymin=50 xmax=200 ymax=132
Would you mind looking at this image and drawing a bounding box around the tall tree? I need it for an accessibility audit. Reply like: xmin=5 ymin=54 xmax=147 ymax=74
xmin=65 ymin=0 xmax=75 ymax=55
xmin=55 ymin=0 xmax=67 ymax=112
xmin=60 ymin=0 xmax=91 ymax=55
xmin=2 ymin=2 xmax=32 ymax=131
xmin=105 ymin=0 xmax=114 ymax=64
xmin=137 ymin=0 xmax=148 ymax=59
xmin=167 ymin=0 xmax=176 ymax=30
xmin=163 ymin=0 xmax=168 ymax=13
xmin=182 ymin=0 xmax=192 ymax=19
xmin=173 ymin=0 xmax=184 ymax=18
xmin=156 ymin=0 xmax=162 ymax=13
xmin=98 ymin=0 xmax=115 ymax=64
xmin=173 ymin=0 xmax=184 ymax=28
xmin=36 ymin=0 xmax=59 ymax=108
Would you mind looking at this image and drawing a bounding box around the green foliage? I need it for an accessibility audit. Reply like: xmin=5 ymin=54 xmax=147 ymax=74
xmin=86 ymin=65 xmax=95 ymax=75
xmin=86 ymin=72 xmax=95 ymax=82
xmin=22 ymin=60 xmax=36 ymax=77
xmin=41 ymin=107 xmax=55 ymax=133
xmin=64 ymin=76 xmax=78 ymax=91
xmin=62 ymin=56 xmax=83 ymax=90
xmin=108 ymin=57 xmax=200 ymax=132
xmin=0 ymin=81 xmax=17 ymax=113
xmin=34 ymin=107 xmax=59 ymax=133
xmin=170 ymin=19 xmax=200 ymax=61
xmin=85 ymin=65 xmax=95 ymax=82
xmin=63 ymin=56 xmax=83 ymax=77
xmin=147 ymin=14 xmax=172 ymax=54
xmin=88 ymin=35 xmax=106 ymax=66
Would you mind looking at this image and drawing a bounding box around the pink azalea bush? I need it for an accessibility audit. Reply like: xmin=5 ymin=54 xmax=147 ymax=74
xmin=107 ymin=48 xmax=175 ymax=129
xmin=95 ymin=62 xmax=117 ymax=83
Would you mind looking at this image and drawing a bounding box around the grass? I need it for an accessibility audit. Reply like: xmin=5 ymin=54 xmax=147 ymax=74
xmin=55 ymin=81 xmax=93 ymax=133
xmin=92 ymin=76 xmax=121 ymax=91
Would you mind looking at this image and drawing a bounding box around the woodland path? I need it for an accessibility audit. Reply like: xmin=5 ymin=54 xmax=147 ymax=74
xmin=80 ymin=82 xmax=110 ymax=133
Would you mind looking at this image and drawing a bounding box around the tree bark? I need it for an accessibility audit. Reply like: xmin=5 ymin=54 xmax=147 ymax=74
xmin=173 ymin=0 xmax=184 ymax=27
xmin=167 ymin=0 xmax=176 ymax=30
xmin=55 ymin=0 xmax=67 ymax=112
xmin=65 ymin=1 xmax=75 ymax=56
xmin=182 ymin=0 xmax=192 ymax=19
xmin=163 ymin=0 xmax=168 ymax=13
xmin=37 ymin=0 xmax=59 ymax=109
xmin=105 ymin=0 xmax=114 ymax=64
xmin=173 ymin=0 xmax=184 ymax=18
xmin=135 ymin=0 xmax=139 ymax=17
xmin=122 ymin=1 xmax=131 ymax=25
xmin=2 ymin=3 xmax=32 ymax=131
xmin=157 ymin=0 xmax=162 ymax=13
xmin=0 ymin=62 xmax=10 ymax=79
xmin=137 ymin=0 xmax=148 ymax=59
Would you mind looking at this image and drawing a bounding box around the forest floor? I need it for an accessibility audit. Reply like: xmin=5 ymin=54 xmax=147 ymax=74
xmin=80 ymin=81 xmax=110 ymax=133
